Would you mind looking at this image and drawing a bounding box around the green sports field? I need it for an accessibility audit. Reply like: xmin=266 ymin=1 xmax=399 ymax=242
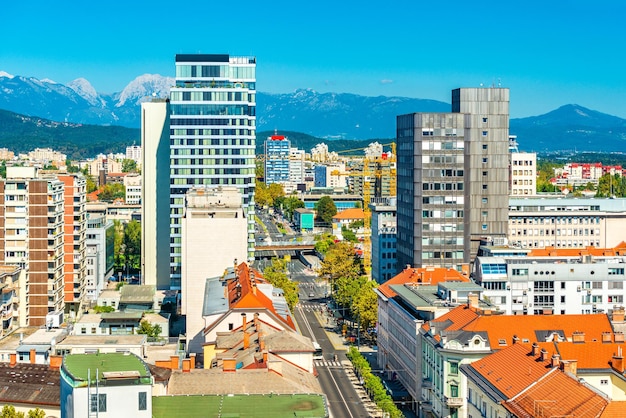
xmin=152 ymin=394 xmax=328 ymax=418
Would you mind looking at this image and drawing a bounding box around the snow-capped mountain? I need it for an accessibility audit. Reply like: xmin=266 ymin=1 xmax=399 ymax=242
xmin=67 ymin=77 xmax=106 ymax=107
xmin=116 ymin=74 xmax=174 ymax=107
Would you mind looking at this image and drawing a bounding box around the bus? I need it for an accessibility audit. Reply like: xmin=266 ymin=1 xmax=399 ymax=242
xmin=313 ymin=342 xmax=323 ymax=359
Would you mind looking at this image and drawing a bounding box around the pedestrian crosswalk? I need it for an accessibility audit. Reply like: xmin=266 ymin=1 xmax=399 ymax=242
xmin=314 ymin=359 xmax=342 ymax=368
xmin=298 ymin=303 xmax=323 ymax=311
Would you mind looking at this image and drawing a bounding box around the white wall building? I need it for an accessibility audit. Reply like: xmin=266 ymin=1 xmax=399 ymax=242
xmin=182 ymin=187 xmax=248 ymax=354
xmin=510 ymin=152 xmax=537 ymax=196
xmin=85 ymin=216 xmax=114 ymax=301
xmin=124 ymin=173 xmax=142 ymax=204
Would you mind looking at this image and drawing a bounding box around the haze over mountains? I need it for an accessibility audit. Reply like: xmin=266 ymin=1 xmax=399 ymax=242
xmin=1 ymin=71 xmax=625 ymax=154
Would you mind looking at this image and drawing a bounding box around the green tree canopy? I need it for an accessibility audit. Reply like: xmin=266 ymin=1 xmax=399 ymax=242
xmin=98 ymin=183 xmax=125 ymax=202
xmin=352 ymin=280 xmax=378 ymax=330
xmin=314 ymin=233 xmax=336 ymax=255
xmin=275 ymin=195 xmax=304 ymax=220
xmin=1 ymin=405 xmax=24 ymax=418
xmin=596 ymin=173 xmax=626 ymax=197
xmin=315 ymin=196 xmax=337 ymax=225
xmin=124 ymin=220 xmax=142 ymax=271
xmin=122 ymin=159 xmax=138 ymax=173
xmin=137 ymin=320 xmax=162 ymax=338
xmin=318 ymin=241 xmax=362 ymax=303
xmin=263 ymin=258 xmax=299 ymax=312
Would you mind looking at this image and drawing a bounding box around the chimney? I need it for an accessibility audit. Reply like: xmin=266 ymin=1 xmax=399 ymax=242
xmin=223 ymin=358 xmax=237 ymax=372
xmin=190 ymin=353 xmax=196 ymax=370
xmin=9 ymin=353 xmax=16 ymax=367
xmin=560 ymin=359 xmax=578 ymax=376
xmin=468 ymin=293 xmax=479 ymax=309
xmin=615 ymin=332 xmax=625 ymax=343
xmin=572 ymin=331 xmax=585 ymax=343
xmin=551 ymin=353 xmax=561 ymax=368
xmin=262 ymin=351 xmax=268 ymax=364
xmin=243 ymin=330 xmax=250 ymax=350
xmin=512 ymin=335 xmax=520 ymax=345
xmin=602 ymin=332 xmax=613 ymax=343
xmin=254 ymin=313 xmax=260 ymax=330
xmin=531 ymin=342 xmax=540 ymax=356
xmin=49 ymin=355 xmax=63 ymax=371
xmin=539 ymin=348 xmax=548 ymax=362
xmin=405 ymin=264 xmax=411 ymax=270
xmin=242 ymin=313 xmax=247 ymax=331
xmin=182 ymin=359 xmax=191 ymax=373
xmin=30 ymin=348 xmax=36 ymax=364
xmin=170 ymin=355 xmax=179 ymax=370
xmin=259 ymin=333 xmax=265 ymax=351
xmin=612 ymin=347 xmax=624 ymax=373
xmin=613 ymin=307 xmax=625 ymax=322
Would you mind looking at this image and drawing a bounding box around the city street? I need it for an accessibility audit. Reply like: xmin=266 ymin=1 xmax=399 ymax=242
xmin=295 ymin=294 xmax=377 ymax=418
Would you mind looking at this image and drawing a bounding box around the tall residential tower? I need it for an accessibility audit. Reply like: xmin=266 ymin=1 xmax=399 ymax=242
xmin=168 ymin=54 xmax=256 ymax=288
xmin=396 ymin=88 xmax=510 ymax=272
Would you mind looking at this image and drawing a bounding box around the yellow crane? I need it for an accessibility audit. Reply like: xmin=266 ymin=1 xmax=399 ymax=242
xmin=328 ymin=143 xmax=397 ymax=276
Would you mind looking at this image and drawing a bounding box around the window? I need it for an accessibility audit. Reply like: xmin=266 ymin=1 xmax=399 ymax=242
xmin=482 ymin=157 xmax=488 ymax=163
xmin=482 ymin=131 xmax=488 ymax=136
xmin=449 ymin=361 xmax=459 ymax=374
xmin=482 ymin=184 xmax=488 ymax=190
xmin=138 ymin=392 xmax=147 ymax=410
xmin=91 ymin=394 xmax=107 ymax=412
xmin=482 ymin=144 xmax=488 ymax=150
xmin=450 ymin=384 xmax=459 ymax=397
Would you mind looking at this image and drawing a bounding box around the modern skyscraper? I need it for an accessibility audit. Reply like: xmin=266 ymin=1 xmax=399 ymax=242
xmin=396 ymin=88 xmax=510 ymax=272
xmin=168 ymin=54 xmax=256 ymax=288
xmin=141 ymin=99 xmax=171 ymax=289
xmin=264 ymin=135 xmax=290 ymax=185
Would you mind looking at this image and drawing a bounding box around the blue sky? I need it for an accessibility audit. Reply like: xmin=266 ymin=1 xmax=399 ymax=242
xmin=2 ymin=0 xmax=625 ymax=119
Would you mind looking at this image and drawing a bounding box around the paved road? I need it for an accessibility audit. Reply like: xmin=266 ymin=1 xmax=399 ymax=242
xmin=295 ymin=298 xmax=374 ymax=418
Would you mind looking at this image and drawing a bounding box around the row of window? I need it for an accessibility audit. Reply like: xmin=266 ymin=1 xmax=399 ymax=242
xmin=171 ymin=129 xmax=255 ymax=137
xmin=512 ymin=228 xmax=600 ymax=236
xmin=170 ymin=91 xmax=254 ymax=103
xmin=170 ymin=104 xmax=255 ymax=117
xmin=90 ymin=392 xmax=147 ymax=412
xmin=511 ymin=216 xmax=601 ymax=225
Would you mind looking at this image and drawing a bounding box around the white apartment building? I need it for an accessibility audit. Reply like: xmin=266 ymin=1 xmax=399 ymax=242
xmin=125 ymin=145 xmax=142 ymax=163
xmin=27 ymin=148 xmax=67 ymax=165
xmin=289 ymin=147 xmax=305 ymax=191
xmin=510 ymin=152 xmax=536 ymax=196
xmin=181 ymin=186 xmax=248 ymax=354
xmin=508 ymin=197 xmax=626 ymax=249
xmin=85 ymin=216 xmax=114 ymax=301
xmin=474 ymin=250 xmax=626 ymax=315
xmin=124 ymin=173 xmax=142 ymax=204
xmin=0 ymin=167 xmax=65 ymax=326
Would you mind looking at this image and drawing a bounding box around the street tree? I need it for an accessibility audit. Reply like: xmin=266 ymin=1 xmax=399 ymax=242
xmin=318 ymin=241 xmax=361 ymax=302
xmin=315 ymin=196 xmax=337 ymax=225
xmin=124 ymin=220 xmax=142 ymax=271
xmin=314 ymin=233 xmax=336 ymax=255
xmin=263 ymin=258 xmax=299 ymax=312
xmin=275 ymin=195 xmax=304 ymax=220
xmin=352 ymin=280 xmax=378 ymax=330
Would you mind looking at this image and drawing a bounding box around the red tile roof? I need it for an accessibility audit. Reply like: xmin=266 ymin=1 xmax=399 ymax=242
xmin=600 ymin=402 xmax=626 ymax=418
xmin=378 ymin=266 xmax=469 ymax=298
xmin=430 ymin=304 xmax=480 ymax=332
xmin=227 ymin=263 xmax=295 ymax=330
xmin=503 ymin=369 xmax=608 ymax=418
xmin=551 ymin=341 xmax=626 ymax=370
xmin=467 ymin=343 xmax=553 ymax=398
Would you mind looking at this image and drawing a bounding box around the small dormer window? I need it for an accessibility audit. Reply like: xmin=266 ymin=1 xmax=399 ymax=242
xmin=473 ymin=338 xmax=480 ymax=345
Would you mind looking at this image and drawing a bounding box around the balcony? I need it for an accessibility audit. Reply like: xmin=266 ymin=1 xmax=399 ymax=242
xmin=445 ymin=397 xmax=464 ymax=407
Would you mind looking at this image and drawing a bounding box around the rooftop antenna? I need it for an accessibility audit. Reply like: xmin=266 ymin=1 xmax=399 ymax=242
xmin=498 ymin=78 xmax=502 ymax=87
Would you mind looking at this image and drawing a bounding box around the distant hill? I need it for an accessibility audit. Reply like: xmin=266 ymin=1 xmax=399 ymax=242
xmin=0 ymin=110 xmax=139 ymax=159
xmin=1 ymin=72 xmax=626 ymax=154
xmin=510 ymin=104 xmax=626 ymax=152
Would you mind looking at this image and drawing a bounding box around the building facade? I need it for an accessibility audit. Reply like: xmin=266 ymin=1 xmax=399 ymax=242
xmin=168 ymin=54 xmax=256 ymax=288
xmin=508 ymin=197 xmax=626 ymax=249
xmin=85 ymin=215 xmax=114 ymax=301
xmin=141 ymin=99 xmax=172 ymax=289
xmin=0 ymin=167 xmax=65 ymax=326
xmin=264 ymin=135 xmax=290 ymax=185
xmin=370 ymin=199 xmax=398 ymax=284
xmin=509 ymin=151 xmax=536 ymax=197
xmin=124 ymin=173 xmax=142 ymax=204
xmin=181 ymin=187 xmax=248 ymax=353
xmin=58 ymin=174 xmax=87 ymax=320
xmin=397 ymin=88 xmax=510 ymax=272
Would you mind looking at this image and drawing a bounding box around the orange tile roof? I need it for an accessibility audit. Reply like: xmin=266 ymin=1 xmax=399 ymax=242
xmin=503 ymin=369 xmax=608 ymax=418
xmin=431 ymin=305 xmax=480 ymax=331
xmin=332 ymin=208 xmax=367 ymax=221
xmin=551 ymin=341 xmax=626 ymax=370
xmin=460 ymin=313 xmax=613 ymax=347
xmin=467 ymin=343 xmax=553 ymax=398
xmin=378 ymin=266 xmax=469 ymax=298
xmin=600 ymin=402 xmax=626 ymax=418
xmin=528 ymin=243 xmax=626 ymax=257
xmin=227 ymin=263 xmax=295 ymax=330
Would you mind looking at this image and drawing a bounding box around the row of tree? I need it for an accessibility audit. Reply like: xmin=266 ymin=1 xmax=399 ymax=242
xmin=113 ymin=220 xmax=141 ymax=272
xmin=318 ymin=241 xmax=378 ymax=330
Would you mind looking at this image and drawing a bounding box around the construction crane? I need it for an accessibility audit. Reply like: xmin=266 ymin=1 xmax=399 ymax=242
xmin=328 ymin=143 xmax=397 ymax=276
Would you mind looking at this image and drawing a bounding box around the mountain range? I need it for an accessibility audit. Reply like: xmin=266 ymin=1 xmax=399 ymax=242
xmin=1 ymin=71 xmax=625 ymax=155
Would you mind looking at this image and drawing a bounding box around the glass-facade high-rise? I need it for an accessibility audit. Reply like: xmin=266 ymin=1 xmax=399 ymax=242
xmin=168 ymin=54 xmax=256 ymax=287
xmin=264 ymin=135 xmax=290 ymax=185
